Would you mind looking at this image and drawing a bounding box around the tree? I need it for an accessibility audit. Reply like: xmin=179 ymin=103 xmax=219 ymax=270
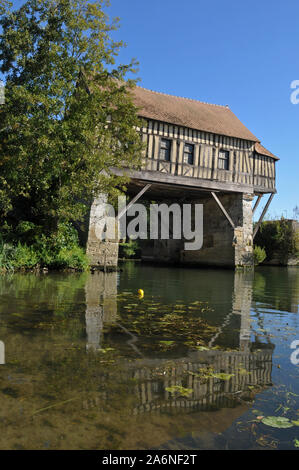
xmin=0 ymin=1 xmax=11 ymax=16
xmin=0 ymin=0 xmax=142 ymax=231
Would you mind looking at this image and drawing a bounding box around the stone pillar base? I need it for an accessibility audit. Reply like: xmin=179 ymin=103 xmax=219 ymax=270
xmin=233 ymin=194 xmax=254 ymax=269
xmin=180 ymin=193 xmax=254 ymax=269
xmin=86 ymin=195 xmax=119 ymax=268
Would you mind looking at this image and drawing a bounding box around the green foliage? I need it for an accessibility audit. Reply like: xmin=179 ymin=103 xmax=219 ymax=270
xmin=0 ymin=222 xmax=89 ymax=271
xmin=12 ymin=242 xmax=40 ymax=269
xmin=53 ymin=245 xmax=89 ymax=270
xmin=254 ymin=245 xmax=267 ymax=266
xmin=254 ymin=218 xmax=298 ymax=263
xmin=0 ymin=0 xmax=11 ymax=16
xmin=0 ymin=0 xmax=143 ymax=227
xmin=119 ymin=238 xmax=140 ymax=259
xmin=0 ymin=236 xmax=14 ymax=272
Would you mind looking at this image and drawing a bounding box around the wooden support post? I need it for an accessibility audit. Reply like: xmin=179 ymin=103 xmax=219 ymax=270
xmin=253 ymin=193 xmax=275 ymax=239
xmin=117 ymin=184 xmax=152 ymax=221
xmin=211 ymin=192 xmax=235 ymax=229
xmin=253 ymin=194 xmax=263 ymax=214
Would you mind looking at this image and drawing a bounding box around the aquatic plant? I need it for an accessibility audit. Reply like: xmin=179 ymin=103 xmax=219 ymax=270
xmin=165 ymin=386 xmax=193 ymax=397
xmin=108 ymin=292 xmax=219 ymax=359
xmin=261 ymin=416 xmax=294 ymax=428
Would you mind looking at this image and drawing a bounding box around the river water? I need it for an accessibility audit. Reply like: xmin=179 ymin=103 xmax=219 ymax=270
xmin=0 ymin=263 xmax=298 ymax=450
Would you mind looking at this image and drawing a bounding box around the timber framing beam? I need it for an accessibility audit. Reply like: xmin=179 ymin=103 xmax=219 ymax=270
xmin=253 ymin=193 xmax=275 ymax=240
xmin=253 ymin=194 xmax=263 ymax=214
xmin=117 ymin=183 xmax=152 ymax=221
xmin=211 ymin=192 xmax=235 ymax=229
xmin=112 ymin=168 xmax=254 ymax=194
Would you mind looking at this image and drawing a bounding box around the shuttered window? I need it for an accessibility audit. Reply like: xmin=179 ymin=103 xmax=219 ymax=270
xmin=218 ymin=150 xmax=229 ymax=170
xmin=183 ymin=143 xmax=194 ymax=165
xmin=159 ymin=138 xmax=171 ymax=161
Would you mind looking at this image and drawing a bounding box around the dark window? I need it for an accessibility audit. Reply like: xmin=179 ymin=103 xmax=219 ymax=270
xmin=183 ymin=143 xmax=194 ymax=165
xmin=159 ymin=138 xmax=171 ymax=161
xmin=218 ymin=150 xmax=229 ymax=170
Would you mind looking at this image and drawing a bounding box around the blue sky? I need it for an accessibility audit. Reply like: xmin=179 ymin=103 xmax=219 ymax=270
xmin=3 ymin=0 xmax=299 ymax=219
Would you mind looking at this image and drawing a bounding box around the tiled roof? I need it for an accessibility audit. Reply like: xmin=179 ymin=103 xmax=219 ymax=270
xmin=255 ymin=143 xmax=279 ymax=160
xmin=132 ymin=86 xmax=260 ymax=142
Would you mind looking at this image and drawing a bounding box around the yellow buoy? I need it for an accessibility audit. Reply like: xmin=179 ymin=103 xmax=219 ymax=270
xmin=137 ymin=289 xmax=144 ymax=298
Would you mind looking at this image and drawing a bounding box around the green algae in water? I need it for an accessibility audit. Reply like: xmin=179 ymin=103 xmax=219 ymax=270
xmin=165 ymin=386 xmax=193 ymax=397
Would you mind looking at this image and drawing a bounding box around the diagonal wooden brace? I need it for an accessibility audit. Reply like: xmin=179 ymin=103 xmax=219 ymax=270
xmin=211 ymin=192 xmax=235 ymax=229
xmin=253 ymin=193 xmax=275 ymax=239
xmin=117 ymin=184 xmax=152 ymax=221
xmin=253 ymin=194 xmax=263 ymax=214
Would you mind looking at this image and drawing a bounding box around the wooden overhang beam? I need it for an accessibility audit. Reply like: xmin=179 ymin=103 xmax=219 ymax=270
xmin=211 ymin=192 xmax=235 ymax=229
xmin=127 ymin=179 xmax=221 ymax=199
xmin=112 ymin=168 xmax=254 ymax=194
xmin=117 ymin=183 xmax=152 ymax=221
xmin=253 ymin=193 xmax=275 ymax=240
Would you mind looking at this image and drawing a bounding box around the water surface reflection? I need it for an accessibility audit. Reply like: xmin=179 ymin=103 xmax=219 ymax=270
xmin=0 ymin=265 xmax=298 ymax=449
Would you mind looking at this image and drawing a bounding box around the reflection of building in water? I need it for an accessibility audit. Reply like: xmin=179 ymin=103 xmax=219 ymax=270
xmin=0 ymin=341 xmax=4 ymax=365
xmin=84 ymin=270 xmax=274 ymax=415
xmin=207 ymin=271 xmax=254 ymax=352
xmin=232 ymin=271 xmax=253 ymax=351
xmin=85 ymin=272 xmax=117 ymax=351
xmin=130 ymin=348 xmax=273 ymax=415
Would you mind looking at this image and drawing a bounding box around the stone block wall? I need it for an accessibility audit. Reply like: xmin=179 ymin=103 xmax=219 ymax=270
xmin=181 ymin=193 xmax=254 ymax=268
xmin=87 ymin=192 xmax=254 ymax=269
xmin=233 ymin=193 xmax=254 ymax=268
xmin=86 ymin=194 xmax=119 ymax=268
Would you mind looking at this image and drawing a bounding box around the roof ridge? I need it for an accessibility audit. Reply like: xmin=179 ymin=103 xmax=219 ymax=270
xmin=136 ymin=85 xmax=230 ymax=109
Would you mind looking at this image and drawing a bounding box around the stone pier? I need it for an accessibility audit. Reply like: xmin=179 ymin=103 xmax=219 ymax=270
xmin=87 ymin=191 xmax=254 ymax=269
xmin=85 ymin=271 xmax=117 ymax=351
xmin=147 ymin=192 xmax=254 ymax=268
xmin=86 ymin=194 xmax=119 ymax=268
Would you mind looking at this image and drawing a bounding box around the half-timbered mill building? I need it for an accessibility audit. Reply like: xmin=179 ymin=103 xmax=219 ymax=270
xmin=87 ymin=86 xmax=278 ymax=268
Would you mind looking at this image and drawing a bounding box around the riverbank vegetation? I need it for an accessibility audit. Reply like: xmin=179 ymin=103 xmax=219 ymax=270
xmin=0 ymin=0 xmax=143 ymax=271
xmin=254 ymin=217 xmax=299 ymax=265
xmin=0 ymin=222 xmax=89 ymax=272
xmin=119 ymin=239 xmax=141 ymax=260
xmin=253 ymin=246 xmax=267 ymax=266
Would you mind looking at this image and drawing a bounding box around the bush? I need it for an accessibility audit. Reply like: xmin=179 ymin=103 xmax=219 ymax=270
xmin=52 ymin=245 xmax=89 ymax=271
xmin=254 ymin=246 xmax=267 ymax=266
xmin=0 ymin=221 xmax=89 ymax=271
xmin=12 ymin=243 xmax=40 ymax=269
xmin=0 ymin=237 xmax=15 ymax=272
xmin=254 ymin=218 xmax=297 ymax=263
xmin=38 ymin=223 xmax=89 ymax=270
xmin=119 ymin=239 xmax=140 ymax=259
